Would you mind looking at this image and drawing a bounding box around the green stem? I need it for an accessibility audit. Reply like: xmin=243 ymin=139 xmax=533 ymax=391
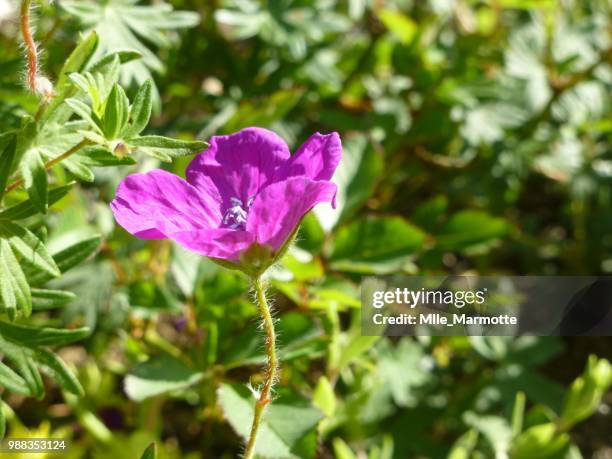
xmin=243 ymin=277 xmax=277 ymax=459
xmin=20 ymin=0 xmax=37 ymax=93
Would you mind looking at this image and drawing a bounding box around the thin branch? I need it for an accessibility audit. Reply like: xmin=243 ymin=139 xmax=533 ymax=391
xmin=20 ymin=0 xmax=38 ymax=93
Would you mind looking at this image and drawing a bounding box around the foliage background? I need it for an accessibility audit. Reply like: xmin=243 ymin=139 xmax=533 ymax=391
xmin=0 ymin=0 xmax=611 ymax=458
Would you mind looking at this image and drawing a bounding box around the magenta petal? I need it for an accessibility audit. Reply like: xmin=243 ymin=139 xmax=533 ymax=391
xmin=247 ymin=177 xmax=337 ymax=251
xmin=186 ymin=127 xmax=290 ymax=208
xmin=110 ymin=169 xmax=222 ymax=239
xmin=168 ymin=228 xmax=254 ymax=261
xmin=279 ymin=132 xmax=341 ymax=182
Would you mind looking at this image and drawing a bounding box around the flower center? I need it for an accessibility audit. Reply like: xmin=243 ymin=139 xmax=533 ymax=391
xmin=222 ymin=196 xmax=254 ymax=230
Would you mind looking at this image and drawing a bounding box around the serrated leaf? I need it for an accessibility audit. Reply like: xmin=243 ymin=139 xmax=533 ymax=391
xmin=0 ymin=239 xmax=31 ymax=320
xmin=62 ymin=0 xmax=199 ymax=107
xmin=123 ymin=80 xmax=153 ymax=138
xmin=88 ymin=50 xmax=142 ymax=73
xmin=31 ymin=289 xmax=77 ymax=311
xmin=127 ymin=136 xmax=206 ymax=158
xmin=0 ymin=222 xmax=60 ymax=278
xmin=103 ymin=84 xmax=129 ymax=139
xmin=0 ymin=184 xmax=73 ymax=220
xmin=5 ymin=346 xmax=44 ymax=399
xmin=76 ymin=146 xmax=136 ymax=167
xmin=0 ymin=322 xmax=90 ymax=347
xmin=19 ymin=149 xmax=48 ymax=214
xmin=62 ymin=156 xmax=96 ymax=182
xmin=65 ymin=98 xmax=102 ymax=133
xmin=330 ymin=216 xmax=425 ymax=274
xmin=218 ymin=384 xmax=323 ymax=459
xmin=32 ymin=348 xmax=84 ymax=396
xmin=0 ymin=135 xmax=17 ymax=202
xmin=124 ymin=355 xmax=203 ymax=402
xmin=435 ymin=210 xmax=510 ymax=252
xmin=55 ymin=235 xmax=102 ymax=273
xmin=28 ymin=235 xmax=101 ymax=286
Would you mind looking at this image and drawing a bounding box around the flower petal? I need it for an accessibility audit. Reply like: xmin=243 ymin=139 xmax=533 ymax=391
xmin=167 ymin=228 xmax=254 ymax=261
xmin=186 ymin=127 xmax=290 ymax=209
xmin=247 ymin=177 xmax=337 ymax=251
xmin=279 ymin=132 xmax=342 ymax=182
xmin=110 ymin=169 xmax=221 ymax=239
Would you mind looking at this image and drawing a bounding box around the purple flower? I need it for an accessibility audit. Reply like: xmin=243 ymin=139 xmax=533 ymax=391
xmin=110 ymin=127 xmax=341 ymax=272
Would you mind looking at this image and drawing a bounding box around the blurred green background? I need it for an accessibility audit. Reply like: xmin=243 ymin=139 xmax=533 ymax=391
xmin=0 ymin=0 xmax=611 ymax=457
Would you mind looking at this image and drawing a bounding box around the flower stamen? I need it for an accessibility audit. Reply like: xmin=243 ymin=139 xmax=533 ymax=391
xmin=222 ymin=196 xmax=254 ymax=230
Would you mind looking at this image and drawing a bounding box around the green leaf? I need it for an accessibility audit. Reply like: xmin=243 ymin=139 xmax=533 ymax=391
xmin=330 ymin=216 xmax=425 ymax=274
xmin=32 ymin=348 xmax=84 ymax=396
xmin=435 ymin=211 xmax=509 ymax=252
xmin=140 ymin=443 xmax=157 ymax=459
xmin=19 ymin=149 xmax=48 ymax=214
xmin=377 ymin=9 xmax=417 ymax=44
xmin=0 ymin=361 xmax=30 ymax=395
xmin=28 ymin=235 xmax=101 ymax=286
xmin=336 ymin=336 xmax=380 ymax=373
xmin=0 ymin=135 xmax=17 ymax=202
xmin=1 ymin=343 xmax=44 ymax=399
xmin=65 ymin=98 xmax=102 ymax=133
xmin=218 ymin=384 xmax=323 ymax=459
xmin=56 ymin=31 xmax=99 ymax=98
xmin=560 ymin=355 xmax=612 ymax=429
xmin=221 ymin=88 xmax=304 ymax=133
xmin=62 ymin=156 xmax=96 ymax=182
xmin=448 ymin=430 xmax=479 ymax=459
xmin=0 ymin=322 xmax=90 ymax=347
xmin=313 ymin=376 xmax=336 ymax=418
xmin=0 ymin=222 xmax=60 ymax=278
xmin=124 ymin=355 xmax=204 ymax=402
xmin=512 ymin=391 xmax=526 ymax=438
xmin=377 ymin=338 xmax=429 ymax=408
xmin=127 ymin=136 xmax=207 ymax=158
xmin=0 ymin=184 xmax=73 ymax=220
xmin=0 ymin=239 xmax=31 ymax=320
xmin=61 ymin=0 xmax=199 ymax=107
xmin=103 ymin=84 xmax=129 ymax=139
xmin=31 ymin=289 xmax=77 ymax=311
xmin=75 ymin=146 xmax=136 ymax=167
xmin=498 ymin=0 xmax=556 ymax=8
xmin=332 ymin=438 xmax=357 ymax=459
xmin=124 ymin=80 xmax=153 ymax=138
xmin=411 ymin=195 xmax=448 ymax=233
xmin=89 ymin=50 xmax=142 ymax=73
xmin=510 ymin=423 xmax=570 ymax=458
xmin=54 ymin=235 xmax=102 ymax=273
xmin=0 ymin=399 xmax=5 ymax=440
xmin=464 ymin=413 xmax=512 ymax=458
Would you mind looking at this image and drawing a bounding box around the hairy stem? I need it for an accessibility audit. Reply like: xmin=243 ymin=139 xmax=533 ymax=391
xmin=243 ymin=277 xmax=278 ymax=459
xmin=4 ymin=139 xmax=90 ymax=195
xmin=20 ymin=0 xmax=38 ymax=93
